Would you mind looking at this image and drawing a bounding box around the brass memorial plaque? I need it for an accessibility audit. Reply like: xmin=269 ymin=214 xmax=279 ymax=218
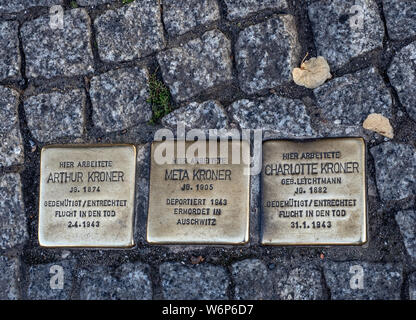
xmin=262 ymin=138 xmax=367 ymax=245
xmin=38 ymin=145 xmax=136 ymax=248
xmin=147 ymin=140 xmax=250 ymax=244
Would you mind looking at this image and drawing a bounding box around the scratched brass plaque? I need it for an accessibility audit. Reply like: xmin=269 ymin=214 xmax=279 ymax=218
xmin=147 ymin=140 xmax=250 ymax=244
xmin=262 ymin=138 xmax=367 ymax=245
xmin=38 ymin=145 xmax=136 ymax=248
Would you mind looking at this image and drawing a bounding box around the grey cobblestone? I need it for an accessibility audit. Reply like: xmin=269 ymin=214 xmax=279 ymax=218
xmin=231 ymin=259 xmax=273 ymax=300
xmin=383 ymin=0 xmax=416 ymax=40
xmin=370 ymin=142 xmax=416 ymax=202
xmin=388 ymin=41 xmax=416 ymax=121
xmin=395 ymin=210 xmax=416 ymax=260
xmin=308 ymin=0 xmax=384 ymax=69
xmin=94 ymin=0 xmax=165 ymax=63
xmin=323 ymin=261 xmax=403 ymax=300
xmin=224 ymin=0 xmax=288 ymax=20
xmin=313 ymin=67 xmax=392 ymax=125
xmin=0 ymin=0 xmax=63 ymax=14
xmin=90 ymin=67 xmax=152 ymax=133
xmin=0 ymin=86 xmax=24 ymax=167
xmin=160 ymin=262 xmax=229 ymax=300
xmin=80 ymin=263 xmax=152 ymax=300
xmin=410 ymin=273 xmax=416 ymax=300
xmin=0 ymin=173 xmax=27 ymax=250
xmin=21 ymin=8 xmax=94 ymax=79
xmin=231 ymin=259 xmax=324 ymax=300
xmin=24 ymin=90 xmax=85 ymax=142
xmin=274 ymin=265 xmax=324 ymax=300
xmin=317 ymin=124 xmax=369 ymax=141
xmin=235 ymin=15 xmax=300 ymax=94
xmin=27 ymin=260 xmax=76 ymax=300
xmin=229 ymin=94 xmax=315 ymax=136
xmin=0 ymin=255 xmax=20 ymax=300
xmin=163 ymin=0 xmax=220 ymax=36
xmin=162 ymin=100 xmax=228 ymax=130
xmin=157 ymin=30 xmax=233 ymax=102
xmin=0 ymin=21 xmax=20 ymax=81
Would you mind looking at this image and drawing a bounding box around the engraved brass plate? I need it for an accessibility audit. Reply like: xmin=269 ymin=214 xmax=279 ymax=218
xmin=262 ymin=138 xmax=367 ymax=245
xmin=38 ymin=145 xmax=136 ymax=248
xmin=147 ymin=140 xmax=250 ymax=244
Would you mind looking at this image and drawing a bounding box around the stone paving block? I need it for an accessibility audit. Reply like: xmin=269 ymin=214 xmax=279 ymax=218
xmin=160 ymin=262 xmax=229 ymax=300
xmin=0 ymin=173 xmax=27 ymax=250
xmin=157 ymin=30 xmax=233 ymax=102
xmin=410 ymin=273 xmax=416 ymax=300
xmin=370 ymin=142 xmax=416 ymax=202
xmin=0 ymin=86 xmax=24 ymax=167
xmin=94 ymin=0 xmax=165 ymax=62
xmin=313 ymin=67 xmax=392 ymax=125
xmin=162 ymin=100 xmax=228 ymax=130
xmin=308 ymin=0 xmax=384 ymax=69
xmin=383 ymin=0 xmax=416 ymax=40
xmin=163 ymin=0 xmax=220 ymax=36
xmin=27 ymin=260 xmax=76 ymax=300
xmin=395 ymin=210 xmax=416 ymax=260
xmin=229 ymin=94 xmax=315 ymax=136
xmin=80 ymin=263 xmax=152 ymax=300
xmin=231 ymin=259 xmax=324 ymax=300
xmin=225 ymin=0 xmax=288 ymax=20
xmin=0 ymin=0 xmax=63 ymax=14
xmin=0 ymin=255 xmax=20 ymax=300
xmin=323 ymin=261 xmax=403 ymax=300
xmin=0 ymin=21 xmax=20 ymax=81
xmin=21 ymin=8 xmax=94 ymax=79
xmin=24 ymin=90 xmax=85 ymax=142
xmin=317 ymin=124 xmax=370 ymax=141
xmin=388 ymin=41 xmax=416 ymax=122
xmin=231 ymin=259 xmax=274 ymax=300
xmin=274 ymin=265 xmax=324 ymax=300
xmin=90 ymin=67 xmax=152 ymax=133
xmin=235 ymin=15 xmax=301 ymax=94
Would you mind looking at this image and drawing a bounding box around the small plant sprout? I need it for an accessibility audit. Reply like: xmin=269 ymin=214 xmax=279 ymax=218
xmin=147 ymin=71 xmax=172 ymax=125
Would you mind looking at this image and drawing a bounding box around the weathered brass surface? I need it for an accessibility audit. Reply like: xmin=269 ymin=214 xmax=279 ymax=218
xmin=261 ymin=138 xmax=367 ymax=245
xmin=38 ymin=145 xmax=136 ymax=248
xmin=147 ymin=140 xmax=250 ymax=244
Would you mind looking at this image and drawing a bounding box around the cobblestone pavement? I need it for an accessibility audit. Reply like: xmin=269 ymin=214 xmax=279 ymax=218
xmin=0 ymin=0 xmax=415 ymax=300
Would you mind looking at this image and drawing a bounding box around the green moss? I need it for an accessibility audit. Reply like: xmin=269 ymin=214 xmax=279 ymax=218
xmin=122 ymin=0 xmax=135 ymax=4
xmin=70 ymin=1 xmax=78 ymax=8
xmin=147 ymin=72 xmax=172 ymax=125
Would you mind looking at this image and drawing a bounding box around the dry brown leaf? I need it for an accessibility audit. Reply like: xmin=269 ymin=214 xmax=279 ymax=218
xmin=292 ymin=56 xmax=332 ymax=89
xmin=190 ymin=255 xmax=205 ymax=265
xmin=363 ymin=113 xmax=394 ymax=138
